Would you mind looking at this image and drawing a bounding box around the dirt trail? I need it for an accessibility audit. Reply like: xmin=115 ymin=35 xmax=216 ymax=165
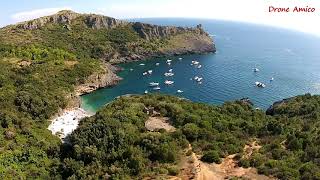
xmin=145 ymin=116 xmax=176 ymax=132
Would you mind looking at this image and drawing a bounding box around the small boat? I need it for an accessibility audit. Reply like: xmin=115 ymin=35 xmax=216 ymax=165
xmin=153 ymin=86 xmax=161 ymax=90
xmin=177 ymin=90 xmax=183 ymax=93
xmin=270 ymin=77 xmax=274 ymax=81
xmin=149 ymin=82 xmax=159 ymax=86
xmin=130 ymin=68 xmax=134 ymax=71
xmin=164 ymin=80 xmax=174 ymax=85
xmin=142 ymin=72 xmax=148 ymax=76
xmin=255 ymin=81 xmax=266 ymax=88
xmin=198 ymin=81 xmax=202 ymax=84
xmin=167 ymin=62 xmax=171 ymax=66
xmin=156 ymin=63 xmax=160 ymax=66
xmin=144 ymin=90 xmax=148 ymax=94
xmin=168 ymin=69 xmax=173 ymax=73
xmin=166 ymin=59 xmax=172 ymax=63
xmin=194 ymin=76 xmax=199 ymax=80
xmin=178 ymin=57 xmax=183 ymax=60
xmin=139 ymin=63 xmax=145 ymax=66
xmin=148 ymin=70 xmax=153 ymax=74
xmin=191 ymin=61 xmax=200 ymax=65
xmin=197 ymin=77 xmax=203 ymax=82
xmin=164 ymin=72 xmax=174 ymax=77
xmin=253 ymin=68 xmax=260 ymax=72
xmin=197 ymin=65 xmax=202 ymax=69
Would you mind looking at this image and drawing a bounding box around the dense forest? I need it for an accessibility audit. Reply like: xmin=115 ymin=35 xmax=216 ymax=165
xmin=55 ymin=94 xmax=319 ymax=179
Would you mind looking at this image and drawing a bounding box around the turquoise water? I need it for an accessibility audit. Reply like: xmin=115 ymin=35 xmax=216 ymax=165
xmin=81 ymin=19 xmax=320 ymax=113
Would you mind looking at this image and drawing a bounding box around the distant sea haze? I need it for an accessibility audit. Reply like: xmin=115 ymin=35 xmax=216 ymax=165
xmin=81 ymin=18 xmax=320 ymax=113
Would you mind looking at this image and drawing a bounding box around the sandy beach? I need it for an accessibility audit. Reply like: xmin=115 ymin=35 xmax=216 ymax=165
xmin=48 ymin=108 xmax=91 ymax=140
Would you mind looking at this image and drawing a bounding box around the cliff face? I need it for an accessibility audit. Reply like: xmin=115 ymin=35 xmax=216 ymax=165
xmin=75 ymin=64 xmax=122 ymax=96
xmin=15 ymin=10 xmax=127 ymax=30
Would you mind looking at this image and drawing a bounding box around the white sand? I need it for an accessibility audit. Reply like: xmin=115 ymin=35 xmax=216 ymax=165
xmin=48 ymin=108 xmax=91 ymax=140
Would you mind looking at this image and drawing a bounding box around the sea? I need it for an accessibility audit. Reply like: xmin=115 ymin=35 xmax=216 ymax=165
xmin=81 ymin=18 xmax=320 ymax=113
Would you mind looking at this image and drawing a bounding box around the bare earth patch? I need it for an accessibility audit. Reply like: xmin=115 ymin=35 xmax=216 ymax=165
xmin=145 ymin=117 xmax=176 ymax=132
xmin=175 ymin=143 xmax=274 ymax=180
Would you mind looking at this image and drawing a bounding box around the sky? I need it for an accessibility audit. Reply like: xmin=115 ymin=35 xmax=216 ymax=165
xmin=1 ymin=0 xmax=319 ymax=36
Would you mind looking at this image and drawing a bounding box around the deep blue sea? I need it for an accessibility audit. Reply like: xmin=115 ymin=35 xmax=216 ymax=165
xmin=81 ymin=18 xmax=320 ymax=113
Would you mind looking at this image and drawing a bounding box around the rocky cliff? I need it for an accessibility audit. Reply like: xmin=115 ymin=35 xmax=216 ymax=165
xmin=75 ymin=63 xmax=122 ymax=96
xmin=15 ymin=10 xmax=127 ymax=30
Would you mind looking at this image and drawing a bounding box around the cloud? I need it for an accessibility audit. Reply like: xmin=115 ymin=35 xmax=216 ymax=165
xmin=11 ymin=7 xmax=72 ymax=22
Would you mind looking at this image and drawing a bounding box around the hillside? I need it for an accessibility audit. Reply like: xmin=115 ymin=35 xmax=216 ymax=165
xmin=57 ymin=94 xmax=320 ymax=179
xmin=0 ymin=10 xmax=215 ymax=178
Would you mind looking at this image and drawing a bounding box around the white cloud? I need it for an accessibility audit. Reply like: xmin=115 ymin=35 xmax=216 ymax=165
xmin=11 ymin=7 xmax=72 ymax=22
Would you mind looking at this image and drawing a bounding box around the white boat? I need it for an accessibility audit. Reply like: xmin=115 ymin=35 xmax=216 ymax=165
xmin=177 ymin=90 xmax=183 ymax=93
xmin=270 ymin=77 xmax=274 ymax=81
xmin=178 ymin=57 xmax=183 ymax=60
xmin=198 ymin=81 xmax=202 ymax=84
xmin=149 ymin=82 xmax=159 ymax=86
xmin=168 ymin=69 xmax=173 ymax=73
xmin=197 ymin=77 xmax=203 ymax=82
xmin=253 ymin=68 xmax=260 ymax=72
xmin=142 ymin=72 xmax=148 ymax=76
xmin=156 ymin=63 xmax=160 ymax=66
xmin=194 ymin=76 xmax=199 ymax=80
xmin=164 ymin=80 xmax=174 ymax=85
xmin=153 ymin=86 xmax=161 ymax=90
xmin=144 ymin=90 xmax=148 ymax=94
xmin=166 ymin=59 xmax=172 ymax=63
xmin=139 ymin=63 xmax=145 ymax=66
xmin=191 ymin=60 xmax=200 ymax=65
xmin=164 ymin=72 xmax=174 ymax=77
xmin=167 ymin=62 xmax=171 ymax=66
xmin=197 ymin=65 xmax=202 ymax=69
xmin=255 ymin=81 xmax=266 ymax=88
xmin=130 ymin=68 xmax=134 ymax=71
xmin=148 ymin=70 xmax=153 ymax=74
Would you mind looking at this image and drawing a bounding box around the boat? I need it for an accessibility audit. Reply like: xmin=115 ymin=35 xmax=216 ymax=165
xmin=198 ymin=81 xmax=202 ymax=84
xmin=178 ymin=57 xmax=182 ymax=60
xmin=144 ymin=90 xmax=148 ymax=94
xmin=149 ymin=82 xmax=159 ymax=86
xmin=166 ymin=59 xmax=172 ymax=63
xmin=139 ymin=63 xmax=145 ymax=66
xmin=194 ymin=76 xmax=199 ymax=80
xmin=164 ymin=72 xmax=174 ymax=77
xmin=197 ymin=77 xmax=203 ymax=82
xmin=191 ymin=60 xmax=200 ymax=65
xmin=167 ymin=62 xmax=171 ymax=66
xmin=197 ymin=65 xmax=202 ymax=69
xmin=253 ymin=68 xmax=260 ymax=72
xmin=177 ymin=90 xmax=183 ymax=93
xmin=164 ymin=80 xmax=174 ymax=85
xmin=156 ymin=63 xmax=160 ymax=66
xmin=147 ymin=70 xmax=153 ymax=74
xmin=142 ymin=72 xmax=148 ymax=76
xmin=153 ymin=86 xmax=161 ymax=90
xmin=255 ymin=81 xmax=266 ymax=88
xmin=168 ymin=69 xmax=173 ymax=73
xmin=130 ymin=68 xmax=134 ymax=71
xmin=270 ymin=77 xmax=274 ymax=81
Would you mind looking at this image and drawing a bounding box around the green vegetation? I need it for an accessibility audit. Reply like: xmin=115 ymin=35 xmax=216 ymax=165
xmin=57 ymin=94 xmax=320 ymax=179
xmin=0 ymin=11 xmax=319 ymax=179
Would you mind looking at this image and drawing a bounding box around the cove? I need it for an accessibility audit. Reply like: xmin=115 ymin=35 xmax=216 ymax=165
xmin=81 ymin=18 xmax=320 ymax=113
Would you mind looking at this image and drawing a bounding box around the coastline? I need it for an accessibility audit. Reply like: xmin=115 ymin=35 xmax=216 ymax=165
xmin=47 ymin=33 xmax=216 ymax=140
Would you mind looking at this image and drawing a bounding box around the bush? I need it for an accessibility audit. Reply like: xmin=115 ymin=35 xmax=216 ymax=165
xmin=201 ymin=150 xmax=221 ymax=164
